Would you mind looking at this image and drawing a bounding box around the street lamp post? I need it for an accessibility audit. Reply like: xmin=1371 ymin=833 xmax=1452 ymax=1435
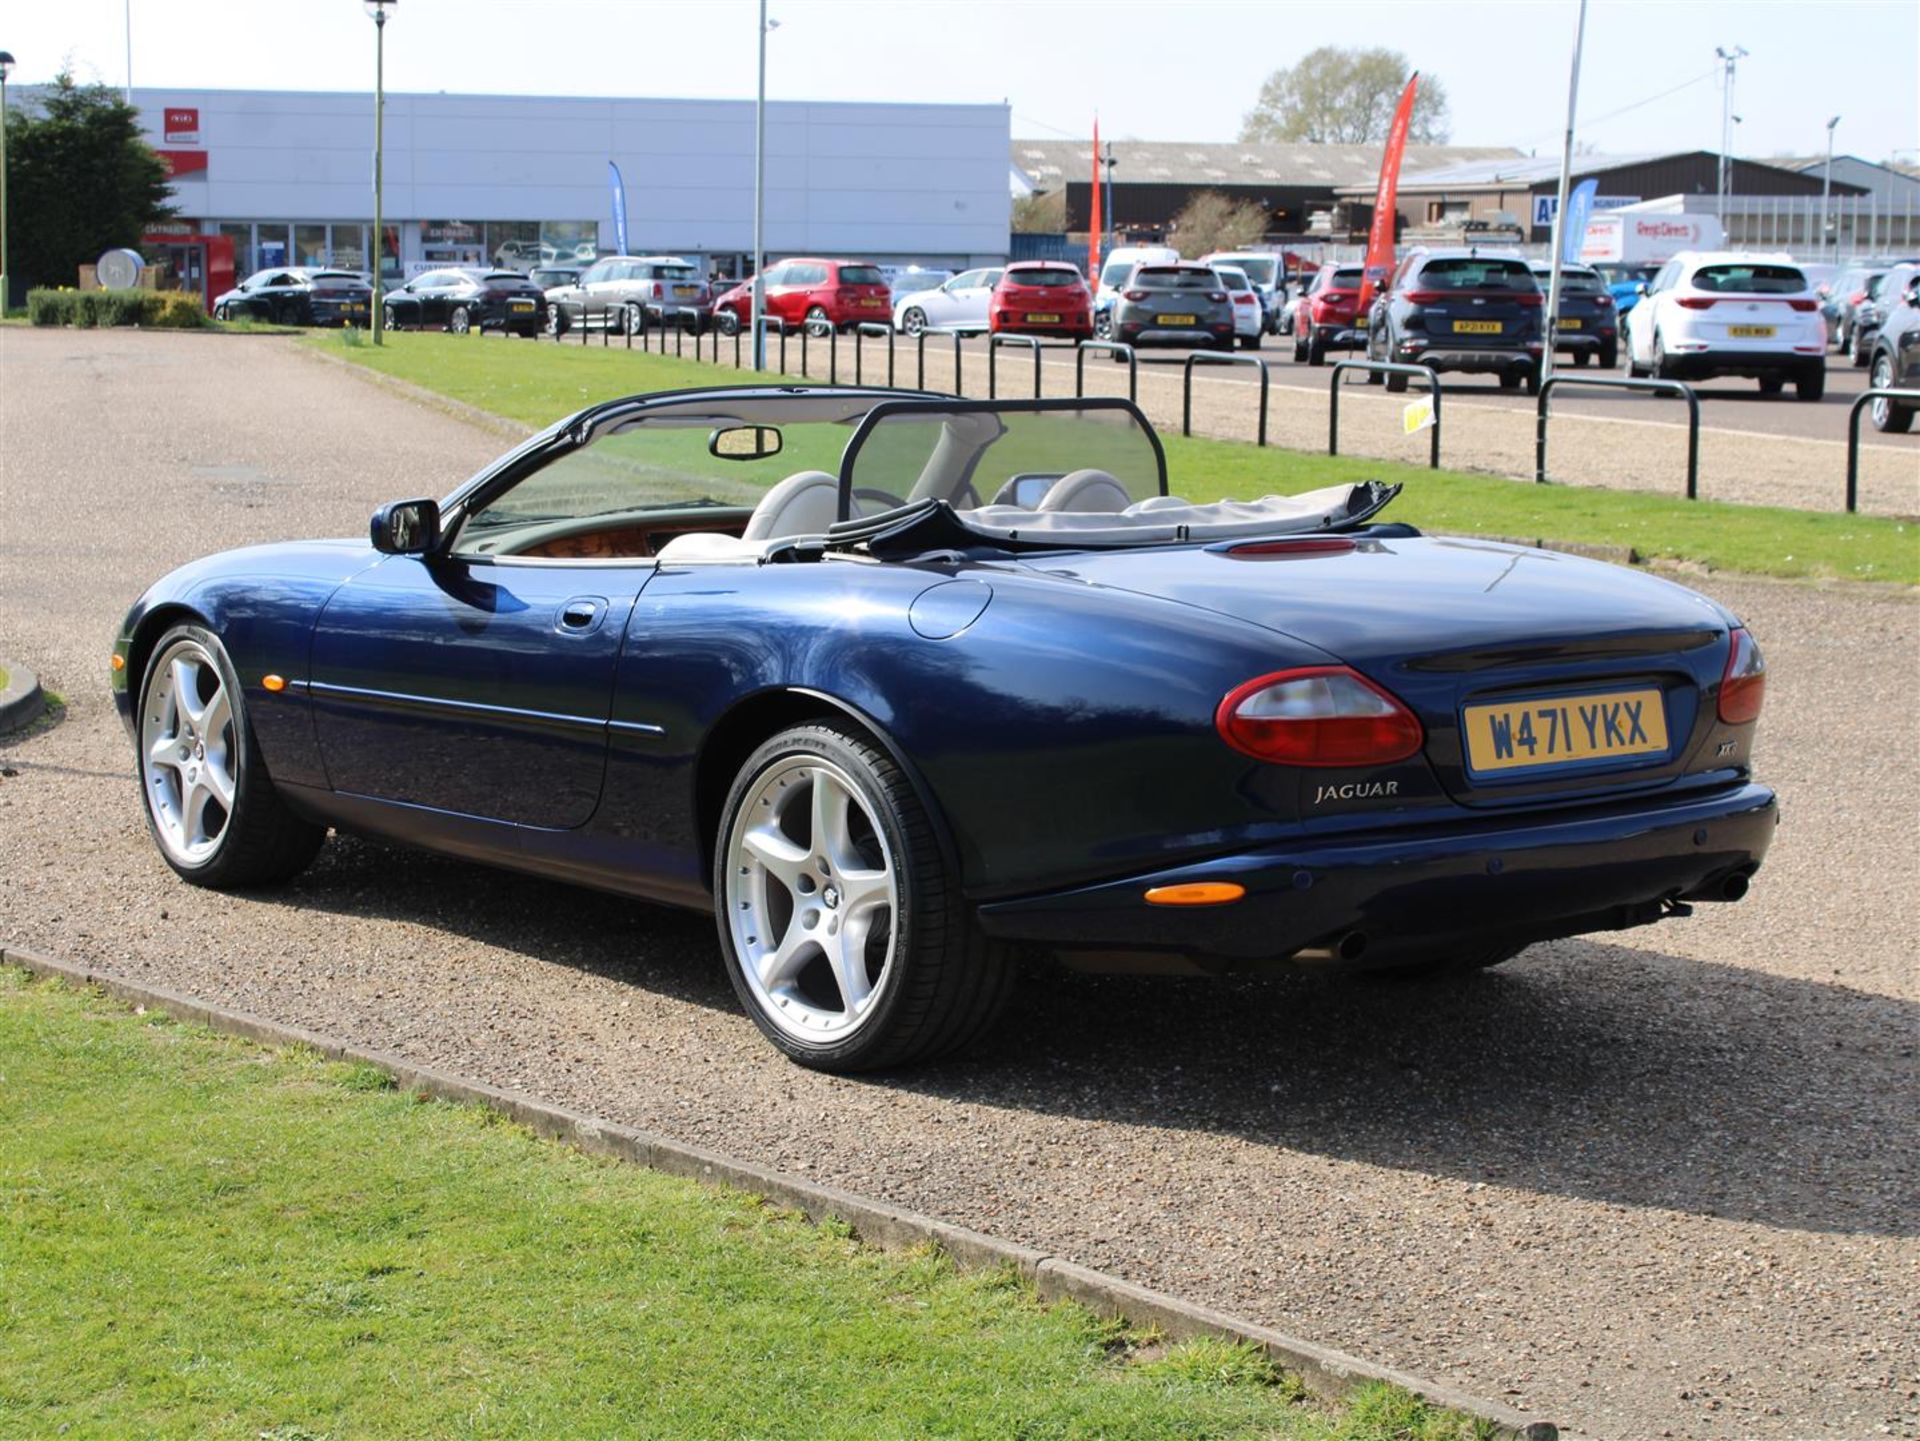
xmin=750 ymin=3 xmax=776 ymax=371
xmin=1822 ymin=115 xmax=1840 ymax=259
xmin=1714 ymin=44 xmax=1747 ymax=218
xmin=0 ymin=51 xmax=14 ymax=313
xmin=364 ymin=0 xmax=396 ymax=345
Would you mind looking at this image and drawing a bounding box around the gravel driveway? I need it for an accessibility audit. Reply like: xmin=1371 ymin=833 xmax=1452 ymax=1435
xmin=3 ymin=329 xmax=1914 ymax=1441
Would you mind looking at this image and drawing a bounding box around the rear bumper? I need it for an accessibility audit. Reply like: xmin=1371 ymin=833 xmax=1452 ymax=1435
xmin=975 ymin=782 xmax=1777 ymax=970
xmin=1396 ymin=340 xmax=1540 ymax=374
xmin=1119 ymin=325 xmax=1234 ymax=348
xmin=1656 ymin=348 xmax=1823 ymax=379
xmin=1308 ymin=323 xmax=1366 ymax=348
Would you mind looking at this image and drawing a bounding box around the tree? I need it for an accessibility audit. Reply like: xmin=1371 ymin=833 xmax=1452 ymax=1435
xmin=4 ymin=72 xmax=176 ymax=292
xmin=1012 ymin=189 xmax=1066 ymax=234
xmin=1240 ymin=47 xmax=1450 ymax=146
xmin=1168 ymin=191 xmax=1270 ymax=255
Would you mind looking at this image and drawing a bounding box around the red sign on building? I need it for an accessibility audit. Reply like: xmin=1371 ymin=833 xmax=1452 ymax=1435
xmin=157 ymin=149 xmax=209 ymax=177
xmin=164 ymin=107 xmax=200 ymax=143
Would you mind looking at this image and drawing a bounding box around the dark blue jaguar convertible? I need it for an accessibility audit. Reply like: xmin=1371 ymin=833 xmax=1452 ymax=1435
xmin=115 ymin=386 xmax=1776 ymax=1071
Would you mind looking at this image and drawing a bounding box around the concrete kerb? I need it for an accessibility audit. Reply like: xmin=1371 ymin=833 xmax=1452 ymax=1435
xmin=0 ymin=941 xmax=1558 ymax=1441
xmin=0 ymin=662 xmax=47 ymax=733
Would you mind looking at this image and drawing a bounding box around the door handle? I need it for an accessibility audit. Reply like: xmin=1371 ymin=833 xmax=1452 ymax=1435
xmin=560 ymin=600 xmax=600 ymax=629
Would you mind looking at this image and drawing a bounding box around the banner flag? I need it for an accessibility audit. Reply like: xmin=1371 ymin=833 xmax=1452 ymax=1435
xmin=1561 ymin=177 xmax=1598 ymax=264
xmin=1355 ymin=74 xmax=1419 ymax=313
xmin=1089 ymin=117 xmax=1103 ymax=285
xmin=1402 ymin=394 xmax=1436 ymax=434
xmin=609 ymin=161 xmax=630 ymax=257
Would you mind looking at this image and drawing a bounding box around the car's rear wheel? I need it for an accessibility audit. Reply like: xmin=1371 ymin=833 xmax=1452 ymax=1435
xmin=1498 ymin=371 xmax=1521 ymax=391
xmin=382 ymin=304 xmax=400 ymax=332
xmin=1851 ymin=334 xmax=1872 ymax=368
xmin=1758 ymin=374 xmax=1786 ymax=395
xmin=1795 ymin=365 xmax=1825 ymax=402
xmin=1598 ymin=340 xmax=1618 ymax=370
xmin=625 ymin=304 xmax=646 ymax=337
xmin=544 ymin=307 xmax=567 ymax=338
xmin=1651 ymin=332 xmax=1675 ymax=381
xmin=1239 ymin=332 xmax=1262 ymax=351
xmin=1572 ymin=350 xmax=1590 ymax=368
xmin=136 ymin=624 xmax=325 ymax=889
xmin=448 ymin=305 xmax=471 ymax=335
xmin=716 ymin=308 xmax=741 ymax=337
xmin=1869 ymin=353 xmax=1911 ymax=431
xmin=1385 ymin=370 xmax=1409 ymax=393
xmin=715 ymin=723 xmax=1010 ymax=1072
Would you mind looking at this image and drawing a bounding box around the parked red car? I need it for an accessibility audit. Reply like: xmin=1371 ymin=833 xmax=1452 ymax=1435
xmin=708 ymin=259 xmax=890 ymax=337
xmin=1290 ymin=263 xmax=1369 ymax=366
xmin=989 ymin=262 xmax=1093 ymax=340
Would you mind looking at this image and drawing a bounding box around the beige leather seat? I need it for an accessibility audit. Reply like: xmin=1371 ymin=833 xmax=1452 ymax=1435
xmin=741 ymin=470 xmax=840 ymax=541
xmin=1037 ymin=468 xmax=1132 ymax=513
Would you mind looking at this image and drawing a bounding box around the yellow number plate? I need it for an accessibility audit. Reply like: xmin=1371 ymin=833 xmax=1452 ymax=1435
xmin=1027 ymin=313 xmax=1061 ymax=324
xmin=1462 ymin=687 xmax=1668 ymax=773
xmin=673 ymin=285 xmax=698 ymax=296
xmin=1159 ymin=314 xmax=1196 ymax=325
xmin=1556 ymin=317 xmax=1582 ymax=330
xmin=509 ymin=300 xmax=534 ymax=311
xmin=1452 ymin=320 xmax=1503 ymax=334
xmin=1728 ymin=324 xmax=1775 ymax=338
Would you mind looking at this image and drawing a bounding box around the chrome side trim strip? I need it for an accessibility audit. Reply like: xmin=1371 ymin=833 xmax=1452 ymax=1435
xmin=307 ymin=680 xmax=663 ymax=738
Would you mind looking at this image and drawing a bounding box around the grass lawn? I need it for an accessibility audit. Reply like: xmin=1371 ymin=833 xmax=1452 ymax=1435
xmin=0 ymin=969 xmax=1488 ymax=1441
xmin=310 ymin=330 xmax=1915 ymax=584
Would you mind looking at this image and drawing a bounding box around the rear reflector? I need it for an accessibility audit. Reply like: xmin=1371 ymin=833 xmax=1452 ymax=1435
xmin=1144 ymin=882 xmax=1246 ymax=907
xmin=1717 ymin=628 xmax=1766 ymax=724
xmin=1216 ymin=666 xmax=1423 ymax=767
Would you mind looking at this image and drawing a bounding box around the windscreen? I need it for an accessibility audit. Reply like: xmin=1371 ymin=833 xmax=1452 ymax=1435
xmin=648 ymin=263 xmax=700 ymax=280
xmin=1215 ymin=267 xmax=1250 ymax=291
xmin=837 ymin=265 xmax=885 ymax=286
xmin=1691 ymin=264 xmax=1806 ymax=294
xmin=1099 ymin=259 xmax=1135 ymax=290
xmin=1227 ymin=256 xmax=1278 ymax=286
xmin=310 ymin=273 xmax=366 ymax=290
xmin=1534 ymin=267 xmax=1606 ymax=294
xmin=1415 ymin=258 xmax=1535 ymax=291
xmin=1324 ymin=267 xmax=1364 ymax=291
xmin=1007 ymin=267 xmax=1082 ymax=288
xmin=843 ymin=404 xmax=1165 ymax=516
xmin=1135 ymin=267 xmax=1218 ymax=291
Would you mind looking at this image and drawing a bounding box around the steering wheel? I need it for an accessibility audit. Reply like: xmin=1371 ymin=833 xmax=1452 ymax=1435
xmin=853 ymin=486 xmax=908 ymax=515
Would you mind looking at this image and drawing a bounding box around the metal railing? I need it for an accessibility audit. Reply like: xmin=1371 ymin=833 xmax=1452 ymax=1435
xmin=987 ymin=333 xmax=1060 ymax=399
xmin=853 ymin=322 xmax=894 ymax=388
xmin=1844 ymin=387 xmax=1920 ymax=513
xmin=1535 ymin=375 xmax=1698 ymax=499
xmin=1073 ymin=341 xmax=1137 ymax=404
xmin=916 ymin=327 xmax=966 ymax=395
xmin=1328 ymin=361 xmax=1444 ymax=469
xmin=1182 ymin=350 xmax=1271 ymax=446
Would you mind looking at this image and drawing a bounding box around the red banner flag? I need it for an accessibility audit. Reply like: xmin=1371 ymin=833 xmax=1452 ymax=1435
xmin=1088 ymin=117 xmax=1103 ymax=286
xmin=1355 ymin=74 xmax=1419 ymax=313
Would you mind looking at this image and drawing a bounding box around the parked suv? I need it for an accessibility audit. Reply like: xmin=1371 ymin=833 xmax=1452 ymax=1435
xmin=382 ymin=268 xmax=546 ymax=336
xmin=1199 ymin=251 xmax=1284 ymax=334
xmin=1108 ymin=263 xmax=1235 ymax=352
xmin=1527 ymin=260 xmax=1620 ymax=369
xmin=1289 ymin=263 xmax=1368 ymax=366
xmin=544 ymin=255 xmax=711 ymax=337
xmin=1844 ymin=260 xmax=1920 ymax=367
xmin=1623 ymin=252 xmax=1828 ymax=399
xmin=1866 ymin=263 xmax=1920 ymax=432
xmin=1367 ymin=250 xmax=1545 ymax=392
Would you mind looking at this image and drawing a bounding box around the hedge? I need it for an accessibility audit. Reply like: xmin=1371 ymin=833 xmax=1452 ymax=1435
xmin=26 ymin=288 xmax=210 ymax=329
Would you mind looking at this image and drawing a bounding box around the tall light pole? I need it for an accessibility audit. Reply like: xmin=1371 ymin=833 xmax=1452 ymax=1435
xmin=1822 ymin=115 xmax=1840 ymax=259
xmin=365 ymin=0 xmax=396 ymax=345
xmin=1541 ymin=0 xmax=1590 ymax=388
xmin=1714 ymin=44 xmax=1747 ymax=217
xmin=750 ymin=4 xmax=777 ymax=371
xmin=0 ymin=51 xmax=13 ymax=313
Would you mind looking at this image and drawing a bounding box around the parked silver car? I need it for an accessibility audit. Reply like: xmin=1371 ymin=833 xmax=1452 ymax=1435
xmin=1107 ymin=263 xmax=1236 ymax=352
xmin=544 ymin=255 xmax=712 ymax=337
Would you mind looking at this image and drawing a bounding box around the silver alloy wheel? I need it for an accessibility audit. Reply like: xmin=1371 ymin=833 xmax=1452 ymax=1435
xmin=902 ymin=307 xmax=926 ymax=337
xmin=1871 ymin=355 xmax=1893 ymax=428
xmin=724 ymin=755 xmax=898 ymax=1046
xmin=449 ymin=306 xmax=470 ymax=334
xmin=140 ymin=638 xmax=237 ymax=867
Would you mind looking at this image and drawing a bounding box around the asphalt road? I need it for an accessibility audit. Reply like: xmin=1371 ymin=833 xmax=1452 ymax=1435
xmin=2 ymin=328 xmax=1915 ymax=1441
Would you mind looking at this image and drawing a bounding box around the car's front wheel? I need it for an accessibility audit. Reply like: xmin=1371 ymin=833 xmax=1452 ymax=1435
xmin=1871 ymin=351 xmax=1914 ymax=432
xmin=900 ymin=307 xmax=927 ymax=338
xmin=544 ymin=307 xmax=568 ymax=338
xmin=715 ymin=723 xmax=1010 ymax=1072
xmin=136 ymin=624 xmax=325 ymax=888
xmin=448 ymin=305 xmax=472 ymax=334
xmin=716 ymin=307 xmax=741 ymax=337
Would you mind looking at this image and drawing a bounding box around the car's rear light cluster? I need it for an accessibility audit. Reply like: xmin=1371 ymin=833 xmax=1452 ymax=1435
xmin=1215 ymin=667 xmax=1423 ymax=767
xmin=1678 ymin=296 xmax=1819 ymax=312
xmin=1403 ymin=290 xmax=1443 ymax=304
xmin=1514 ymin=291 xmax=1546 ymax=308
xmin=1123 ymin=289 xmax=1148 ymax=301
xmin=1717 ymin=628 xmax=1766 ymax=724
xmin=1207 ymin=291 xmax=1227 ymax=302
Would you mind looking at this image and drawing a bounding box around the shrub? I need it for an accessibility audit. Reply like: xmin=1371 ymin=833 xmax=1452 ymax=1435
xmin=24 ymin=287 xmax=209 ymax=329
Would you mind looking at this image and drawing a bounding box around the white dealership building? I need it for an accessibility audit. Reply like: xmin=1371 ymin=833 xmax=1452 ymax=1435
xmin=124 ymin=86 xmax=1012 ymax=282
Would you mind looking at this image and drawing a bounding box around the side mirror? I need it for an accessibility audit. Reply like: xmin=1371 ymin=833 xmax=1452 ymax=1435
xmin=1905 ymin=278 xmax=1920 ymax=305
xmin=1634 ymin=282 xmax=1649 ymax=295
xmin=370 ymin=498 xmax=440 ymax=554
xmin=709 ymin=424 xmax=783 ymax=461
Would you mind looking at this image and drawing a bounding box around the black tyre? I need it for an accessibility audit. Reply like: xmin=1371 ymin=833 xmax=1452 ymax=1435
xmin=804 ymin=305 xmax=833 ymax=339
xmin=1651 ymin=332 xmax=1674 ymax=381
xmin=1795 ymin=365 xmax=1825 ymax=402
xmin=1851 ymin=335 xmax=1871 ymax=368
xmin=1572 ymin=349 xmax=1590 ymax=368
xmin=1307 ymin=331 xmax=1327 ymax=367
xmin=1758 ymin=375 xmax=1786 ymax=395
xmin=714 ymin=723 xmax=1011 ymax=1072
xmin=448 ymin=305 xmax=471 ymax=335
xmin=625 ymin=304 xmax=646 ymax=337
xmin=1598 ymin=341 xmax=1618 ymax=370
xmin=716 ymin=307 xmax=741 ymax=337
xmin=1385 ymin=370 xmax=1409 ymax=394
xmin=383 ymin=304 xmax=400 ymax=332
xmin=1240 ymin=332 xmax=1263 ymax=351
xmin=900 ymin=306 xmax=927 ymax=338
xmin=1292 ymin=330 xmax=1308 ymax=363
xmin=134 ymin=623 xmax=325 ymax=889
xmin=1523 ymin=364 xmax=1542 ymax=397
xmin=1871 ymin=352 xmax=1914 ymax=432
xmin=1498 ymin=371 xmax=1522 ymax=391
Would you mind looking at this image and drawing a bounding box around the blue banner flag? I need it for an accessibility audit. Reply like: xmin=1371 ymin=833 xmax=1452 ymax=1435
xmin=608 ymin=162 xmax=629 ymax=256
xmin=1562 ymin=177 xmax=1598 ymax=265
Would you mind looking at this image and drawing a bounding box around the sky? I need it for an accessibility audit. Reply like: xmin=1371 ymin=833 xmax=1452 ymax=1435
xmin=5 ymin=0 xmax=1915 ymax=166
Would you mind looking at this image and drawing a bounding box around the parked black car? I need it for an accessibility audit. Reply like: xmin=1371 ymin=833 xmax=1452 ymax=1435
xmin=1527 ymin=260 xmax=1620 ymax=369
xmin=1867 ymin=264 xmax=1920 ymax=433
xmin=382 ymin=268 xmax=547 ymax=336
xmin=1367 ymin=250 xmax=1545 ymax=392
xmin=212 ymin=268 xmax=371 ymax=326
xmin=529 ymin=264 xmax=586 ymax=292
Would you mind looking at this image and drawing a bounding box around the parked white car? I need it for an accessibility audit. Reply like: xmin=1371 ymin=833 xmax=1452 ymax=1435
xmin=1623 ymin=251 xmax=1828 ymax=399
xmin=891 ymin=267 xmax=1003 ymax=335
xmin=1211 ymin=265 xmax=1265 ymax=350
xmin=1200 ymin=251 xmax=1285 ymax=333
